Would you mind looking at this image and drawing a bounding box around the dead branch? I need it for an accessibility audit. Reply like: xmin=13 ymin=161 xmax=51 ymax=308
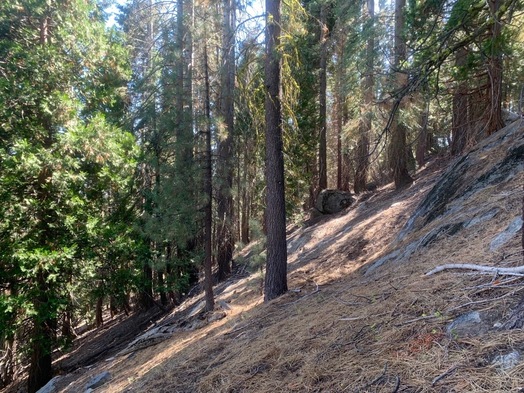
xmin=446 ymin=287 xmax=524 ymax=313
xmin=395 ymin=314 xmax=447 ymax=327
xmin=352 ymin=363 xmax=388 ymax=392
xmin=431 ymin=365 xmax=458 ymax=386
xmin=391 ymin=375 xmax=401 ymax=393
xmin=425 ymin=263 xmax=524 ymax=276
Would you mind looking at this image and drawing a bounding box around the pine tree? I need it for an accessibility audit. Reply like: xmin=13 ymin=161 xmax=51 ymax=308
xmin=264 ymin=0 xmax=288 ymax=301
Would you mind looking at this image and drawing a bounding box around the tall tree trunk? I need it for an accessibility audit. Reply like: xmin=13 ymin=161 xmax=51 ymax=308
xmin=354 ymin=0 xmax=374 ymax=194
xmin=451 ymin=47 xmax=470 ymax=155
xmin=140 ymin=3 xmax=156 ymax=310
xmin=28 ymin=271 xmax=55 ymax=393
xmin=203 ymin=42 xmax=215 ymax=312
xmin=389 ymin=0 xmax=413 ymax=189
xmin=485 ymin=0 xmax=504 ymax=135
xmin=318 ymin=4 xmax=329 ymax=192
xmin=264 ymin=0 xmax=288 ymax=301
xmin=28 ymin=102 xmax=55 ymax=392
xmin=336 ymin=99 xmax=343 ymax=190
xmin=333 ymin=22 xmax=346 ymax=191
xmin=158 ymin=268 xmax=167 ymax=306
xmin=241 ymin=147 xmax=251 ymax=244
xmin=95 ymin=295 xmax=104 ymax=327
xmin=416 ymin=91 xmax=430 ymax=166
xmin=140 ymin=240 xmax=155 ymax=309
xmin=216 ymin=0 xmax=236 ymax=281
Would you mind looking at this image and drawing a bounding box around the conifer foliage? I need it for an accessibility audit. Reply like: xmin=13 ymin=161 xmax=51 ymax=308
xmin=0 ymin=1 xmax=136 ymax=390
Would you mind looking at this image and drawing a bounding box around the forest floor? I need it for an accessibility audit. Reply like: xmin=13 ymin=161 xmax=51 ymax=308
xmin=5 ymin=120 xmax=524 ymax=393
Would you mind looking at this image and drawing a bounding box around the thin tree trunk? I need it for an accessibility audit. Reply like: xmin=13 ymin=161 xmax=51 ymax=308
xmin=264 ymin=0 xmax=288 ymax=301
xmin=389 ymin=0 xmax=413 ymax=189
xmin=354 ymin=0 xmax=374 ymax=194
xmin=158 ymin=268 xmax=167 ymax=306
xmin=140 ymin=4 xmax=156 ymax=310
xmin=203 ymin=42 xmax=215 ymax=312
xmin=318 ymin=4 xmax=329 ymax=191
xmin=416 ymin=92 xmax=430 ymax=166
xmin=334 ymin=24 xmax=346 ymax=190
xmin=216 ymin=0 xmax=236 ymax=281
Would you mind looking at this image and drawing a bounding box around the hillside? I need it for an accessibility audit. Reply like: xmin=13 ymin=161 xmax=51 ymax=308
xmin=10 ymin=119 xmax=524 ymax=393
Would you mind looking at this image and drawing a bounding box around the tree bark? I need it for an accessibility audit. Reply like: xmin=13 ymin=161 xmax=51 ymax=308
xmin=354 ymin=0 xmax=374 ymax=194
xmin=451 ymin=47 xmax=470 ymax=155
xmin=216 ymin=0 xmax=236 ymax=281
xmin=203 ymin=42 xmax=215 ymax=312
xmin=28 ymin=273 xmax=55 ymax=393
xmin=264 ymin=0 xmax=288 ymax=301
xmin=485 ymin=0 xmax=505 ymax=135
xmin=318 ymin=3 xmax=329 ymax=192
xmin=334 ymin=21 xmax=346 ymax=191
xmin=389 ymin=0 xmax=413 ymax=189
xmin=416 ymin=93 xmax=430 ymax=166
xmin=96 ymin=296 xmax=104 ymax=327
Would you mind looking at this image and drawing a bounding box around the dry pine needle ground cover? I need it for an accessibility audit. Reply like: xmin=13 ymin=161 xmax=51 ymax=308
xmin=7 ymin=122 xmax=524 ymax=393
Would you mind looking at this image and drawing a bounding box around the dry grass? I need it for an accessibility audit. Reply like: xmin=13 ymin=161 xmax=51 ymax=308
xmin=12 ymin=124 xmax=524 ymax=393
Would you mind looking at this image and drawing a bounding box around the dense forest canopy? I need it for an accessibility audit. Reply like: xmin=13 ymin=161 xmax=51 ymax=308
xmin=1 ymin=0 xmax=523 ymax=390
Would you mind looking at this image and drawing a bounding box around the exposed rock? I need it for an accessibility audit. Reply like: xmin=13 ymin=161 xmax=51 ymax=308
xmin=502 ymin=108 xmax=520 ymax=125
xmin=85 ymin=371 xmax=111 ymax=391
xmin=365 ymin=222 xmax=465 ymax=275
xmin=489 ymin=216 xmax=523 ymax=251
xmin=207 ymin=311 xmax=227 ymax=323
xmin=397 ymin=119 xmax=524 ymax=242
xmin=492 ymin=350 xmax=521 ymax=371
xmin=446 ymin=311 xmax=486 ymax=338
xmin=315 ymin=189 xmax=354 ymax=214
xmin=308 ymin=207 xmax=324 ymax=219
xmin=500 ymin=295 xmax=524 ymax=330
xmin=117 ymin=325 xmax=178 ymax=356
xmin=188 ymin=301 xmax=206 ymax=318
xmin=36 ymin=376 xmax=61 ymax=393
xmin=217 ymin=300 xmax=231 ymax=310
xmin=464 ymin=208 xmax=500 ymax=228
xmin=365 ymin=250 xmax=401 ymax=275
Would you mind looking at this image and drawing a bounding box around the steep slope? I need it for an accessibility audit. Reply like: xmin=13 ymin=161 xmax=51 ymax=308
xmin=16 ymin=119 xmax=524 ymax=393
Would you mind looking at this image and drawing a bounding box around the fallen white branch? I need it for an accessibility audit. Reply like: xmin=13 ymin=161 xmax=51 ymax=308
xmin=425 ymin=263 xmax=524 ymax=276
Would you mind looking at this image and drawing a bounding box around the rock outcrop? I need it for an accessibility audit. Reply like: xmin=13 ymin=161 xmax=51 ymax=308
xmin=315 ymin=189 xmax=354 ymax=214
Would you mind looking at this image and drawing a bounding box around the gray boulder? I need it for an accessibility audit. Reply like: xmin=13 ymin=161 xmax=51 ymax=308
xmin=85 ymin=371 xmax=111 ymax=391
xmin=489 ymin=216 xmax=523 ymax=251
xmin=492 ymin=350 xmax=521 ymax=371
xmin=315 ymin=189 xmax=354 ymax=214
xmin=36 ymin=376 xmax=61 ymax=393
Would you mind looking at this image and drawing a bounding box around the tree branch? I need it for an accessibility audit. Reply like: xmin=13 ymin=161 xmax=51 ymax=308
xmin=426 ymin=263 xmax=524 ymax=276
